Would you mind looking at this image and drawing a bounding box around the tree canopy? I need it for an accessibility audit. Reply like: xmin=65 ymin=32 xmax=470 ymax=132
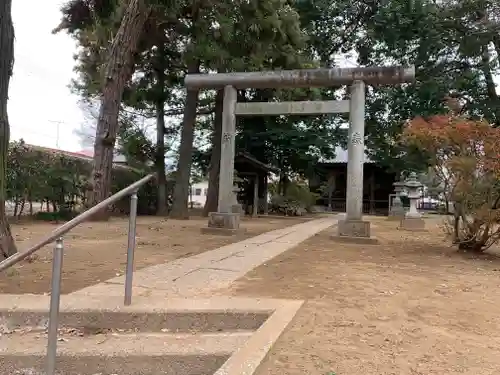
xmin=51 ymin=0 xmax=500 ymax=213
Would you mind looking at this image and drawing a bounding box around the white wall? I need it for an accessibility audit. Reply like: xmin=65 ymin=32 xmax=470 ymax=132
xmin=189 ymin=181 xmax=209 ymax=207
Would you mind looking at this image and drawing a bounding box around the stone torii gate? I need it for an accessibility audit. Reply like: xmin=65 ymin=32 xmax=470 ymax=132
xmin=185 ymin=66 xmax=415 ymax=240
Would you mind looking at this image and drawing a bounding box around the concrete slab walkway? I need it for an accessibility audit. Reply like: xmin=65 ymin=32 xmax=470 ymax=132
xmin=72 ymin=216 xmax=336 ymax=298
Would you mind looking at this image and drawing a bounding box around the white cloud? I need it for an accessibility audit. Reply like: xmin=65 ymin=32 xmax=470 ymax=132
xmin=8 ymin=0 xmax=84 ymax=151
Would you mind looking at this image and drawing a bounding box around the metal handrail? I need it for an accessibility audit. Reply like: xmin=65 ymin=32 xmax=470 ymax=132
xmin=0 ymin=173 xmax=155 ymax=272
xmin=0 ymin=172 xmax=155 ymax=375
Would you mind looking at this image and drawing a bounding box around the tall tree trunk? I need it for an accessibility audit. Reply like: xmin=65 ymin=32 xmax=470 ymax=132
xmin=155 ymin=98 xmax=167 ymax=215
xmin=17 ymin=199 xmax=25 ymax=219
xmin=0 ymin=0 xmax=17 ymax=259
xmin=481 ymin=49 xmax=500 ymax=126
xmin=203 ymin=89 xmax=224 ymax=216
xmin=487 ymin=38 xmax=500 ymax=126
xmin=481 ymin=45 xmax=498 ymax=101
xmin=170 ymin=61 xmax=200 ymax=219
xmin=88 ymin=0 xmax=151 ymax=220
xmin=154 ymin=50 xmax=168 ymax=216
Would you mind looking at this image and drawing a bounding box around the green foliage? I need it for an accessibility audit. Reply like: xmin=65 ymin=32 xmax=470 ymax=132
xmin=269 ymin=181 xmax=319 ymax=216
xmin=57 ymin=0 xmax=320 ymax=184
xmin=5 ymin=140 xmax=159 ymax=218
xmin=54 ymin=0 xmax=500 ymax=201
xmin=285 ymin=182 xmax=319 ymax=210
xmin=116 ymin=113 xmax=156 ymax=167
xmin=358 ymin=0 xmax=500 ymax=169
xmin=7 ymin=142 xmax=88 ymax=214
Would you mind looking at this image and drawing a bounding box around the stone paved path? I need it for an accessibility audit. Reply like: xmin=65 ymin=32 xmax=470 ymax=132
xmin=72 ymin=216 xmax=336 ymax=298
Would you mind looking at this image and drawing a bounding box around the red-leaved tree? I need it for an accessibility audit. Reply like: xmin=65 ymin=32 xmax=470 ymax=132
xmin=402 ymin=114 xmax=500 ymax=252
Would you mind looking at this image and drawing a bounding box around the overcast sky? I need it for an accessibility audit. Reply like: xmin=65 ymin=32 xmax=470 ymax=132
xmin=7 ymin=0 xmax=499 ymax=155
xmin=9 ymin=0 xmax=83 ymax=151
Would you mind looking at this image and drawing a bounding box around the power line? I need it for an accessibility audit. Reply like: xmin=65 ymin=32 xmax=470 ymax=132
xmin=47 ymin=120 xmax=65 ymax=148
xmin=12 ymin=119 xmax=73 ymax=149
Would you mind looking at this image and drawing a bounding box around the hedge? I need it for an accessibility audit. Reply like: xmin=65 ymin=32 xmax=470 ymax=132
xmin=5 ymin=141 xmax=161 ymax=218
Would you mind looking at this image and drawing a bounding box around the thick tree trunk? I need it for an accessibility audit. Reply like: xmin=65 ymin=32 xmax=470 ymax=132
xmin=203 ymin=89 xmax=224 ymax=216
xmin=88 ymin=0 xmax=151 ymax=220
xmin=154 ymin=52 xmax=168 ymax=216
xmin=0 ymin=0 xmax=17 ymax=259
xmin=278 ymin=173 xmax=289 ymax=196
xmin=170 ymin=61 xmax=200 ymax=219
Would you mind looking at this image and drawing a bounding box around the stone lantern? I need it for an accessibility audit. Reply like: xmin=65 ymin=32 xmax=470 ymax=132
xmin=399 ymin=172 xmax=426 ymax=231
xmin=388 ymin=179 xmax=405 ymax=220
xmin=230 ymin=184 xmax=244 ymax=216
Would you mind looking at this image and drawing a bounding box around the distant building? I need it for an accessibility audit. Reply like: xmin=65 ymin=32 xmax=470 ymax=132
xmin=24 ymin=145 xmax=134 ymax=171
xmin=309 ymin=146 xmax=396 ymax=214
xmin=187 ymin=153 xmax=276 ymax=214
xmin=77 ymin=148 xmax=128 ymax=165
xmin=189 ymin=181 xmax=209 ymax=207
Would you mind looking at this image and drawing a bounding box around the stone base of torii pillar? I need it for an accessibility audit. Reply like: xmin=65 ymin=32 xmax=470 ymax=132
xmin=201 ymin=211 xmax=243 ymax=236
xmin=202 ymin=186 xmax=245 ymax=235
xmin=332 ymin=219 xmax=379 ymax=244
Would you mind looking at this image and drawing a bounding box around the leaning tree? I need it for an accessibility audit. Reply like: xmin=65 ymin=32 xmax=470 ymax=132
xmin=55 ymin=0 xmax=152 ymax=219
xmin=0 ymin=0 xmax=17 ymax=259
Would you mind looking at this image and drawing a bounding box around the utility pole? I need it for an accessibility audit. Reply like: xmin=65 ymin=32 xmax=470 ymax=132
xmin=48 ymin=120 xmax=63 ymax=149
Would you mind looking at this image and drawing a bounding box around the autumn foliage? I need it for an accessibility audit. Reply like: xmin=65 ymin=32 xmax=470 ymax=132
xmin=402 ymin=115 xmax=500 ymax=252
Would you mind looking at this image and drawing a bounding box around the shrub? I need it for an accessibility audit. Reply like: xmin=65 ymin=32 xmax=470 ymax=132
xmin=402 ymin=115 xmax=500 ymax=252
xmin=6 ymin=140 xmax=160 ymax=218
xmin=269 ymin=181 xmax=319 ymax=216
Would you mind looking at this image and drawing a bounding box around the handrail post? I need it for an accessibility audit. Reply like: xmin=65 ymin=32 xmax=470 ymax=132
xmin=124 ymin=190 xmax=138 ymax=306
xmin=46 ymin=237 xmax=64 ymax=375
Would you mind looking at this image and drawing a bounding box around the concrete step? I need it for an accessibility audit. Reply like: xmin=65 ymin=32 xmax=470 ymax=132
xmin=2 ymin=309 xmax=268 ymax=334
xmin=0 ymin=330 xmax=253 ymax=375
xmin=0 ymin=295 xmax=303 ymax=375
xmin=0 ymin=295 xmax=271 ymax=334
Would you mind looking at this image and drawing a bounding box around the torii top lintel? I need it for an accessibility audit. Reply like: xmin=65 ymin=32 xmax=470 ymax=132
xmin=184 ymin=66 xmax=415 ymax=89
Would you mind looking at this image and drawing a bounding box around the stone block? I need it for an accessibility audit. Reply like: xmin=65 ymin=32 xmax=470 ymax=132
xmin=201 ymin=212 xmax=242 ymax=235
xmin=399 ymin=217 xmax=426 ymax=231
xmin=330 ymin=234 xmax=379 ymax=245
xmin=338 ymin=219 xmax=371 ymax=237
xmin=331 ymin=219 xmax=379 ymax=245
xmin=208 ymin=212 xmax=240 ymax=229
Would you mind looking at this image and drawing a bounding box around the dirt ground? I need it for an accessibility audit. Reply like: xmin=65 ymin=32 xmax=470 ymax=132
xmin=0 ymin=215 xmax=309 ymax=295
xmin=222 ymin=216 xmax=500 ymax=375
